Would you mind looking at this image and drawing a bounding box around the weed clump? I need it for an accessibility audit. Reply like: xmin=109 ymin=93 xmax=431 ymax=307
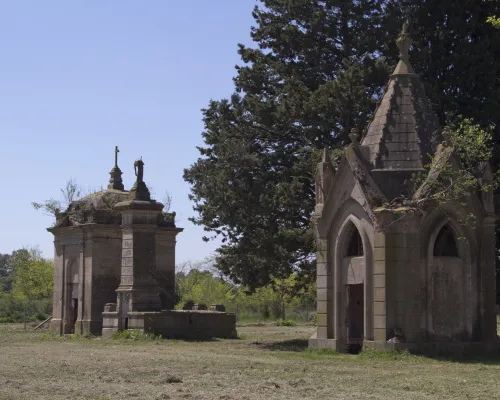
xmin=276 ymin=319 xmax=296 ymax=327
xmin=111 ymin=330 xmax=163 ymax=341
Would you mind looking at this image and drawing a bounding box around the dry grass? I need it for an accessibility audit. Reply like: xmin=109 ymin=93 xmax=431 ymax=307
xmin=0 ymin=323 xmax=499 ymax=400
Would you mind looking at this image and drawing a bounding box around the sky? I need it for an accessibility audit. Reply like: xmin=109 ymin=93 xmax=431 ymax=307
xmin=0 ymin=1 xmax=258 ymax=264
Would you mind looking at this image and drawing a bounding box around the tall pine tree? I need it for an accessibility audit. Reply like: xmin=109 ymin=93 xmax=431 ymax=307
xmin=185 ymin=0 xmax=500 ymax=290
xmin=184 ymin=0 xmax=390 ymax=289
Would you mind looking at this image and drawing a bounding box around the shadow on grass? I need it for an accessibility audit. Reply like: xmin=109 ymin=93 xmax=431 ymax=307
xmin=253 ymin=338 xmax=309 ymax=352
xmin=420 ymin=352 xmax=500 ymax=365
xmin=251 ymin=340 xmax=500 ymax=365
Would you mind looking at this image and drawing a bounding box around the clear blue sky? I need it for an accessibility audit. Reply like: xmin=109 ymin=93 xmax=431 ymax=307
xmin=0 ymin=1 xmax=257 ymax=263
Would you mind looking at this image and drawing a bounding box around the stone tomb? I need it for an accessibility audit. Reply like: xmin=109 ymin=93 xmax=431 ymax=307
xmin=49 ymin=150 xmax=236 ymax=340
xmin=309 ymin=25 xmax=498 ymax=355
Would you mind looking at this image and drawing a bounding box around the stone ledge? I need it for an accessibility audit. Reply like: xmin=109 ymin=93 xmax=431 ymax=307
xmin=308 ymin=335 xmax=338 ymax=350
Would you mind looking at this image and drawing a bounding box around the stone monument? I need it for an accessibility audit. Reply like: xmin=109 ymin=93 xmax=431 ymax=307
xmin=49 ymin=148 xmax=129 ymax=335
xmin=309 ymin=25 xmax=498 ymax=354
xmin=102 ymin=158 xmax=237 ymax=340
xmin=49 ymin=149 xmax=237 ymax=340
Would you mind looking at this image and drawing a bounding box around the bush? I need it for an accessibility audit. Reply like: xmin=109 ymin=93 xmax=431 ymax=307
xmin=0 ymin=294 xmax=52 ymax=323
xmin=35 ymin=312 xmax=49 ymax=321
xmin=276 ymin=319 xmax=296 ymax=327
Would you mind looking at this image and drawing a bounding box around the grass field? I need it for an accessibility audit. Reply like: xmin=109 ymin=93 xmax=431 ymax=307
xmin=1 ymin=323 xmax=500 ymax=400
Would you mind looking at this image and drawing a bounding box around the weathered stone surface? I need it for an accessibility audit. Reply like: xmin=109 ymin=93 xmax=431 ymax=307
xmin=310 ymin=25 xmax=498 ymax=355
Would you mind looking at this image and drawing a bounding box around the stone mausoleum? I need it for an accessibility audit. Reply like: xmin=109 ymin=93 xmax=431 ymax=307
xmin=49 ymin=149 xmax=236 ymax=339
xmin=309 ymin=25 xmax=497 ymax=354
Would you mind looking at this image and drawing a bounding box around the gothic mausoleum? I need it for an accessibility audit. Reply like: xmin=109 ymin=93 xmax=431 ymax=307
xmin=49 ymin=149 xmax=236 ymax=339
xmin=309 ymin=25 xmax=497 ymax=354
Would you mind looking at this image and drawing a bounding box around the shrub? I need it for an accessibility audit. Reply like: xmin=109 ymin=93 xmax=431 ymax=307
xmin=276 ymin=319 xmax=296 ymax=327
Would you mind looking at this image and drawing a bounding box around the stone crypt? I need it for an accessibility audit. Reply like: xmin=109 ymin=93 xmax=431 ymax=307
xmin=309 ymin=25 xmax=498 ymax=354
xmin=49 ymin=148 xmax=236 ymax=340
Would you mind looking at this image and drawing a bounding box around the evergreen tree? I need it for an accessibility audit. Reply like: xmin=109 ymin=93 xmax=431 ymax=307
xmin=384 ymin=0 xmax=500 ymax=134
xmin=185 ymin=0 xmax=500 ymax=291
xmin=184 ymin=0 xmax=390 ymax=289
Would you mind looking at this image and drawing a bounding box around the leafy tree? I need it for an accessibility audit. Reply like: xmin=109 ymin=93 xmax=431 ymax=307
xmin=485 ymin=0 xmax=500 ymax=27
xmin=11 ymin=247 xmax=53 ymax=301
xmin=184 ymin=0 xmax=391 ymax=290
xmin=0 ymin=253 xmax=13 ymax=292
xmin=0 ymin=249 xmax=31 ymax=293
xmin=175 ymin=266 xmax=237 ymax=308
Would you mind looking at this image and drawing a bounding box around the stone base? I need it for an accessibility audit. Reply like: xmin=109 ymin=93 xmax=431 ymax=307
xmin=309 ymin=335 xmax=500 ymax=356
xmin=308 ymin=333 xmax=340 ymax=351
xmin=102 ymin=310 xmax=237 ymax=340
xmin=50 ymin=318 xmax=102 ymax=336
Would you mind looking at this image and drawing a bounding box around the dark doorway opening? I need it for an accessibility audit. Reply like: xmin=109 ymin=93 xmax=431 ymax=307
xmin=434 ymin=224 xmax=459 ymax=257
xmin=347 ymin=229 xmax=363 ymax=257
xmin=71 ymin=298 xmax=78 ymax=333
xmin=347 ymin=284 xmax=364 ymax=354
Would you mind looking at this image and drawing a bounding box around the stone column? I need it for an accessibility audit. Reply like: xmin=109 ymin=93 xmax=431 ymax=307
xmin=316 ymin=236 xmax=330 ymax=338
xmin=373 ymin=232 xmax=387 ymax=343
xmin=114 ymin=200 xmax=164 ymax=325
xmin=75 ymin=243 xmax=85 ymax=335
xmin=50 ymin=242 xmax=64 ymax=335
xmin=156 ymin=229 xmax=183 ymax=310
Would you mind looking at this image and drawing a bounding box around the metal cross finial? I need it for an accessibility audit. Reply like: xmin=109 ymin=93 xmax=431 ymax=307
xmin=114 ymin=146 xmax=119 ymax=168
xmin=396 ymin=22 xmax=412 ymax=61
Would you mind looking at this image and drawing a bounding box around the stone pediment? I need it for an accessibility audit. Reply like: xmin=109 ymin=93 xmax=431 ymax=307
xmin=316 ymin=144 xmax=386 ymax=233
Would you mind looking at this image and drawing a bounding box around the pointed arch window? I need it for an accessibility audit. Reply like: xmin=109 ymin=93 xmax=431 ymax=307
xmin=433 ymin=224 xmax=459 ymax=257
xmin=346 ymin=228 xmax=364 ymax=257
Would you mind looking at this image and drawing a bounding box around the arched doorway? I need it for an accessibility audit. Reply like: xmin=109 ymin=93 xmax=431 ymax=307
xmin=343 ymin=225 xmax=365 ymax=353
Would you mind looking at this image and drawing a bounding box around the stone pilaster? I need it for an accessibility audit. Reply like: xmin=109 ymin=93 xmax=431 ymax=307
xmin=114 ymin=201 xmax=164 ymax=322
xmin=156 ymin=229 xmax=183 ymax=310
xmin=316 ymin=236 xmax=330 ymax=339
xmin=50 ymin=242 xmax=64 ymax=335
xmin=373 ymin=233 xmax=387 ymax=342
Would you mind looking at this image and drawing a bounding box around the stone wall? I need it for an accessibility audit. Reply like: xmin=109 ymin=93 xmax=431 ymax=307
xmin=50 ymin=230 xmax=83 ymax=335
xmin=142 ymin=311 xmax=237 ymax=339
xmin=156 ymin=229 xmax=178 ymax=309
xmin=50 ymin=226 xmax=122 ymax=336
xmin=102 ymin=309 xmax=237 ymax=340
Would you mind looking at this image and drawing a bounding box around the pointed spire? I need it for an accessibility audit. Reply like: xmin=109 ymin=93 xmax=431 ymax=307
xmin=360 ymin=22 xmax=439 ymax=174
xmin=392 ymin=23 xmax=416 ymax=76
xmin=108 ymin=146 xmax=125 ymax=191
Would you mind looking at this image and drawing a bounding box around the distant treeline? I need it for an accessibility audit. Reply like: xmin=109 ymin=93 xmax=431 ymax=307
xmin=0 ymin=251 xmax=316 ymax=324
